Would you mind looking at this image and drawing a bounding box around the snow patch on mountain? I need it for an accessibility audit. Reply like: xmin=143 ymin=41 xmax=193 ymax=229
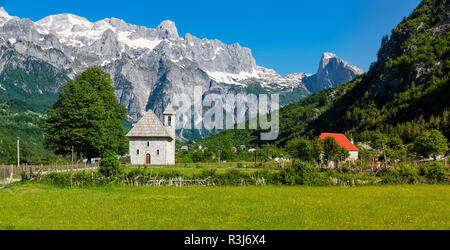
xmin=117 ymin=31 xmax=162 ymax=50
xmin=0 ymin=7 xmax=14 ymax=26
xmin=206 ymin=70 xmax=258 ymax=86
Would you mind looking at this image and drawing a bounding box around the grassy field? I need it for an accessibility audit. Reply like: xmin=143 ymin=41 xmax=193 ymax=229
xmin=0 ymin=184 xmax=448 ymax=230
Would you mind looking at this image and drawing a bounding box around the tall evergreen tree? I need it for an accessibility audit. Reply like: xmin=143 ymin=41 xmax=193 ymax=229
xmin=43 ymin=68 xmax=128 ymax=160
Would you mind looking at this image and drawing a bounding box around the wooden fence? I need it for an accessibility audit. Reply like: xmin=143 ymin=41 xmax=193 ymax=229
xmin=0 ymin=163 xmax=100 ymax=185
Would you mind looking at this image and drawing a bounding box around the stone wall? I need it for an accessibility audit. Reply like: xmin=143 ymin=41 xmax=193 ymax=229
xmin=129 ymin=138 xmax=173 ymax=165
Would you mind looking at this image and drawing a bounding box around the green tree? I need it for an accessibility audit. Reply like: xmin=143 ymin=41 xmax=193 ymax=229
xmin=219 ymin=139 xmax=234 ymax=162
xmin=286 ymin=138 xmax=317 ymax=164
xmin=413 ymin=129 xmax=448 ymax=160
xmin=321 ymin=137 xmax=349 ymax=168
xmin=370 ymin=133 xmax=390 ymax=163
xmin=99 ymin=150 xmax=122 ymax=177
xmin=334 ymin=146 xmax=350 ymax=168
xmin=43 ymin=68 xmax=128 ymax=161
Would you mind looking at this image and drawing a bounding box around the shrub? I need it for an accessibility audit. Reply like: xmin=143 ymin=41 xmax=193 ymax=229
xmin=420 ymin=162 xmax=448 ymax=184
xmin=278 ymin=168 xmax=301 ymax=185
xmin=40 ymin=171 xmax=111 ymax=187
xmin=199 ymin=169 xmax=217 ymax=179
xmin=119 ymin=156 xmax=130 ymax=165
xmin=220 ymin=169 xmax=251 ymax=185
xmin=327 ymin=170 xmax=377 ymax=186
xmin=378 ymin=164 xmax=420 ymax=184
xmin=99 ymin=151 xmax=122 ymax=177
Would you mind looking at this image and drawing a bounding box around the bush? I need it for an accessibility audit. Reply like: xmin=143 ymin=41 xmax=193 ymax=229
xmin=219 ymin=169 xmax=251 ymax=185
xmin=278 ymin=168 xmax=302 ymax=185
xmin=119 ymin=156 xmax=130 ymax=165
xmin=40 ymin=171 xmax=111 ymax=187
xmin=420 ymin=162 xmax=448 ymax=184
xmin=378 ymin=164 xmax=420 ymax=184
xmin=327 ymin=170 xmax=376 ymax=186
xmin=295 ymin=162 xmax=329 ymax=186
xmin=99 ymin=151 xmax=122 ymax=177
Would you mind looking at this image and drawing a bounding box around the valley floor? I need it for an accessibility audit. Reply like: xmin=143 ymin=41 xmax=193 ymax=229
xmin=0 ymin=184 xmax=448 ymax=230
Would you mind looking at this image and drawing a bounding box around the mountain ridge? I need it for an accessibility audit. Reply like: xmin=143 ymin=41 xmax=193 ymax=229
xmin=198 ymin=0 xmax=449 ymax=148
xmin=0 ymin=7 xmax=363 ymax=123
xmin=0 ymin=7 xmax=363 ymax=147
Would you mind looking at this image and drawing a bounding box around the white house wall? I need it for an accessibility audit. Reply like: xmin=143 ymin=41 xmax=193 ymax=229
xmin=349 ymin=151 xmax=359 ymax=161
xmin=129 ymin=138 xmax=174 ymax=165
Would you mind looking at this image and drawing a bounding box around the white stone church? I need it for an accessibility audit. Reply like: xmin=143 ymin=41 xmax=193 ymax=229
xmin=126 ymin=104 xmax=175 ymax=165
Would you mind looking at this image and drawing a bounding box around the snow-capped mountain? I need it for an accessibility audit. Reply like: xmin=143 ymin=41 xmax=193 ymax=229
xmin=0 ymin=7 xmax=363 ymax=138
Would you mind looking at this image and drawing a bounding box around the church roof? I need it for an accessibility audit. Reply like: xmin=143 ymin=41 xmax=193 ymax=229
xmin=126 ymin=109 xmax=172 ymax=139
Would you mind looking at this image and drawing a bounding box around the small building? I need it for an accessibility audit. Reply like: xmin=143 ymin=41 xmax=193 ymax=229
xmin=126 ymin=104 xmax=175 ymax=165
xmin=180 ymin=146 xmax=189 ymax=151
xmin=91 ymin=158 xmax=101 ymax=164
xmin=319 ymin=133 xmax=359 ymax=161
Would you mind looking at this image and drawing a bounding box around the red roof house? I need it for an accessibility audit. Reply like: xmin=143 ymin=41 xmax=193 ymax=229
xmin=319 ymin=133 xmax=360 ymax=162
xmin=319 ymin=133 xmax=359 ymax=151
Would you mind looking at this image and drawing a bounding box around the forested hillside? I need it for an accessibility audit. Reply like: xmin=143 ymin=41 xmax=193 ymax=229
xmin=0 ymin=61 xmax=65 ymax=163
xmin=200 ymin=0 xmax=449 ymax=147
xmin=312 ymin=0 xmax=449 ymax=143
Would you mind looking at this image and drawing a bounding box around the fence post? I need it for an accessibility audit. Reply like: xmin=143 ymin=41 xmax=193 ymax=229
xmin=9 ymin=165 xmax=13 ymax=183
xmin=70 ymin=146 xmax=74 ymax=188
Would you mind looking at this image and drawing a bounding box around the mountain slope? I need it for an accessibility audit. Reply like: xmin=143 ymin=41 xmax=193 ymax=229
xmin=311 ymin=0 xmax=449 ymax=142
xmin=0 ymin=6 xmax=365 ymax=163
xmin=200 ymin=0 xmax=449 ymax=147
xmin=0 ymin=7 xmax=361 ymax=132
xmin=0 ymin=37 xmax=71 ymax=163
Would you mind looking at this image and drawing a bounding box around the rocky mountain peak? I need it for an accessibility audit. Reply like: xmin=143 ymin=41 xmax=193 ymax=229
xmin=319 ymin=52 xmax=363 ymax=75
xmin=0 ymin=6 xmax=7 ymax=15
xmin=303 ymin=52 xmax=364 ymax=93
xmin=0 ymin=7 xmax=14 ymax=25
xmin=319 ymin=52 xmax=338 ymax=68
xmin=156 ymin=20 xmax=178 ymax=40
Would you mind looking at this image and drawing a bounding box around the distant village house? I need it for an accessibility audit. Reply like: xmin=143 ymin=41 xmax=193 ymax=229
xmin=319 ymin=133 xmax=359 ymax=161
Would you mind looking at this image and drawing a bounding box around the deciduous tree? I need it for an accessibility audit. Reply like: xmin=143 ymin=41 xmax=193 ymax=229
xmin=43 ymin=68 xmax=128 ymax=161
xmin=413 ymin=129 xmax=448 ymax=160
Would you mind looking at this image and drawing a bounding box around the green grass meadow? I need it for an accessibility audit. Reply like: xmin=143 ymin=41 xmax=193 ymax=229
xmin=0 ymin=184 xmax=448 ymax=230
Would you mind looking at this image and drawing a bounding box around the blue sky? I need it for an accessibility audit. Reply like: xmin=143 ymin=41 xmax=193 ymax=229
xmin=1 ymin=0 xmax=421 ymax=75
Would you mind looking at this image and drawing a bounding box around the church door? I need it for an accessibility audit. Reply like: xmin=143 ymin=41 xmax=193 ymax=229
xmin=146 ymin=154 xmax=151 ymax=164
